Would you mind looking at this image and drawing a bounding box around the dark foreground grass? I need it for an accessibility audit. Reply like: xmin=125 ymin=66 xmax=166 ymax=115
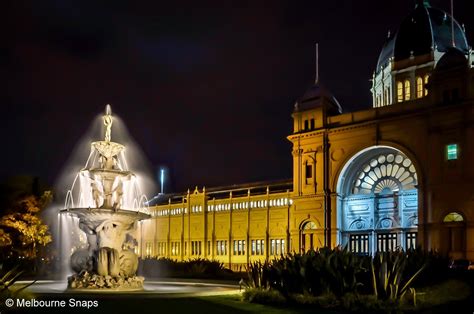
xmin=0 ymin=293 xmax=339 ymax=314
xmin=2 ymin=276 xmax=473 ymax=314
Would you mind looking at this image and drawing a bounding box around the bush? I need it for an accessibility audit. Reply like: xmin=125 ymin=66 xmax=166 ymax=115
xmin=242 ymin=288 xmax=286 ymax=305
xmin=0 ymin=265 xmax=35 ymax=299
xmin=341 ymin=293 xmax=396 ymax=313
xmin=370 ymin=251 xmax=425 ymax=301
xmin=138 ymin=257 xmax=231 ymax=279
xmin=290 ymin=292 xmax=338 ymax=308
xmin=244 ymin=261 xmax=271 ymax=289
xmin=245 ymin=247 xmax=368 ymax=297
xmin=404 ymin=248 xmax=450 ymax=287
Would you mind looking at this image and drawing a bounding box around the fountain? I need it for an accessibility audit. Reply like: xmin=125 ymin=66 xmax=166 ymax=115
xmin=60 ymin=105 xmax=150 ymax=291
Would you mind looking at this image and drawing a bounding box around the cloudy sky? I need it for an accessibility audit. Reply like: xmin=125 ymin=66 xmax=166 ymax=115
xmin=2 ymin=0 xmax=473 ymax=193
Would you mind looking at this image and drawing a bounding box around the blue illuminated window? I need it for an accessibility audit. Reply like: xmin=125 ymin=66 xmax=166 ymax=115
xmin=446 ymin=144 xmax=458 ymax=160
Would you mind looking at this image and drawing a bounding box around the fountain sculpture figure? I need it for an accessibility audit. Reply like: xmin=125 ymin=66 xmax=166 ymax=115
xmin=61 ymin=105 xmax=150 ymax=290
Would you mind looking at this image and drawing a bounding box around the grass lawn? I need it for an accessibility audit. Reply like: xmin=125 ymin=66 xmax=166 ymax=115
xmin=2 ymin=277 xmax=473 ymax=314
xmin=1 ymin=293 xmax=340 ymax=314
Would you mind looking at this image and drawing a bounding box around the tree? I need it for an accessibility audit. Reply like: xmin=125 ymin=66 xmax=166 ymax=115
xmin=0 ymin=191 xmax=52 ymax=260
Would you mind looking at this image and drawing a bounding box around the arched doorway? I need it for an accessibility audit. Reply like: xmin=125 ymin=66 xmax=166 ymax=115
xmin=442 ymin=212 xmax=466 ymax=259
xmin=300 ymin=221 xmax=317 ymax=252
xmin=337 ymin=146 xmax=419 ymax=254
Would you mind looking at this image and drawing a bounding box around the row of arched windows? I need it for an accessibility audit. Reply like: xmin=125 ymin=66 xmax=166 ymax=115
xmin=397 ymin=75 xmax=429 ymax=103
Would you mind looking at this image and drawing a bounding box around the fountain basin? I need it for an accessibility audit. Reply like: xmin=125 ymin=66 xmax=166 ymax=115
xmin=60 ymin=208 xmax=150 ymax=226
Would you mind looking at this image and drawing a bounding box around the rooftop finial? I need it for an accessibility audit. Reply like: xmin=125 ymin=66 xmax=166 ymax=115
xmin=315 ymin=43 xmax=319 ymax=84
xmin=103 ymin=104 xmax=113 ymax=142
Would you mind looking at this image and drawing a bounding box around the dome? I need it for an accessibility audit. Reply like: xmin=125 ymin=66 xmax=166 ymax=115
xmin=376 ymin=1 xmax=469 ymax=70
xmin=294 ymin=83 xmax=343 ymax=115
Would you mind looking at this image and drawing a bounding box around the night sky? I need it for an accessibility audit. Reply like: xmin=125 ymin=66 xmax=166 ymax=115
xmin=2 ymin=0 xmax=473 ymax=194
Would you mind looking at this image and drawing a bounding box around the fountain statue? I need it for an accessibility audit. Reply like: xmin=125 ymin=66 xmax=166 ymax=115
xmin=61 ymin=105 xmax=150 ymax=290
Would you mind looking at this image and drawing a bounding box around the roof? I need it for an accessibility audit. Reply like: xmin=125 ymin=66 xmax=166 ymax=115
xmin=294 ymin=82 xmax=343 ymax=115
xmin=148 ymin=179 xmax=293 ymax=205
xmin=376 ymin=1 xmax=469 ymax=70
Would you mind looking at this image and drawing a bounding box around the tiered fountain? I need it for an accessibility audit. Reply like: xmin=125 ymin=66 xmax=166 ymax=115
xmin=61 ymin=105 xmax=150 ymax=290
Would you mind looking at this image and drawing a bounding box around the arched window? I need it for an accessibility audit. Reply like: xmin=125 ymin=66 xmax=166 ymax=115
xmin=416 ymin=76 xmax=423 ymax=98
xmin=424 ymin=75 xmax=429 ymax=96
xmin=301 ymin=221 xmax=317 ymax=252
xmin=303 ymin=221 xmax=317 ymax=230
xmin=397 ymin=81 xmax=403 ymax=102
xmin=404 ymin=79 xmax=411 ymax=100
xmin=352 ymin=153 xmax=417 ymax=194
xmin=443 ymin=212 xmax=464 ymax=222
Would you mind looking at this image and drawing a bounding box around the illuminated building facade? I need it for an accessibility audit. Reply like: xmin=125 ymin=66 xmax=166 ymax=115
xmin=138 ymin=1 xmax=474 ymax=268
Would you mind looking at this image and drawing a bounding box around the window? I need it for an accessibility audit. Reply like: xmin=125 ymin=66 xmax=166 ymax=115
xmin=233 ymin=240 xmax=246 ymax=255
xmin=191 ymin=241 xmax=202 ymax=255
xmin=384 ymin=88 xmax=389 ymax=106
xmin=145 ymin=242 xmax=153 ymax=257
xmin=310 ymin=118 xmax=315 ymax=130
xmin=404 ymin=80 xmax=410 ymax=100
xmin=377 ymin=233 xmax=397 ymax=252
xmin=443 ymin=212 xmax=464 ymax=222
xmin=305 ymin=164 xmax=312 ymax=179
xmin=207 ymin=241 xmax=211 ymax=255
xmin=251 ymin=239 xmax=265 ymax=255
xmin=349 ymin=234 xmax=369 ymax=255
xmin=157 ymin=242 xmax=166 ymax=256
xmin=416 ymin=76 xmax=423 ymax=98
xmin=216 ymin=240 xmax=227 ymax=255
xmin=423 ymin=75 xmax=429 ymax=96
xmin=352 ymin=153 xmax=417 ymax=194
xmin=171 ymin=242 xmax=180 ymax=256
xmin=397 ymin=81 xmax=403 ymax=102
xmin=270 ymin=239 xmax=285 ymax=255
xmin=406 ymin=232 xmax=417 ymax=250
xmin=304 ymin=120 xmax=309 ymax=131
xmin=446 ymin=144 xmax=458 ymax=160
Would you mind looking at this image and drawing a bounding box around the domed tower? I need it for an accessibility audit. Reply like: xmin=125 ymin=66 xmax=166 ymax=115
xmin=371 ymin=0 xmax=473 ymax=108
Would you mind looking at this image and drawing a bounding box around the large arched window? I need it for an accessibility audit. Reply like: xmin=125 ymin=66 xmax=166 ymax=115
xmin=416 ymin=76 xmax=423 ymax=98
xmin=352 ymin=153 xmax=417 ymax=195
xmin=404 ymin=80 xmax=411 ymax=100
xmin=337 ymin=147 xmax=419 ymax=255
xmin=397 ymin=81 xmax=403 ymax=102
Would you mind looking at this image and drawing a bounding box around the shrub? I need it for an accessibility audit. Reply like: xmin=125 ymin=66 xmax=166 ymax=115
xmin=370 ymin=251 xmax=425 ymax=302
xmin=258 ymin=247 xmax=367 ymax=297
xmin=0 ymin=265 xmax=35 ymax=299
xmin=242 ymin=288 xmax=286 ymax=305
xmin=341 ymin=293 xmax=395 ymax=313
xmin=290 ymin=292 xmax=338 ymax=308
xmin=138 ymin=257 xmax=229 ymax=279
xmin=244 ymin=260 xmax=271 ymax=289
xmin=404 ymin=248 xmax=449 ymax=287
